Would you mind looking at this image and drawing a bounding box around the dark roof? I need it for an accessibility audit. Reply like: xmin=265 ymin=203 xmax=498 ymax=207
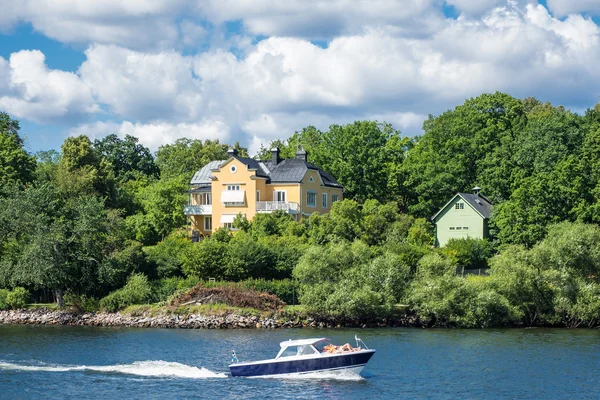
xmin=267 ymin=158 xmax=343 ymax=188
xmin=233 ymin=156 xmax=270 ymax=178
xmin=186 ymin=185 xmax=211 ymax=194
xmin=458 ymin=193 xmax=493 ymax=219
xmin=190 ymin=156 xmax=343 ymax=188
xmin=432 ymin=192 xmax=494 ymax=221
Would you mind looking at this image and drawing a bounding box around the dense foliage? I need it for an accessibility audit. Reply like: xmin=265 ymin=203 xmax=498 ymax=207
xmin=3 ymin=93 xmax=600 ymax=327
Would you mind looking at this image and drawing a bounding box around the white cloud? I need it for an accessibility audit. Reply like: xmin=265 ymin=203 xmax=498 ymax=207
xmin=445 ymin=0 xmax=507 ymax=16
xmin=546 ymin=0 xmax=600 ymax=17
xmin=0 ymin=50 xmax=97 ymax=123
xmin=70 ymin=120 xmax=230 ymax=150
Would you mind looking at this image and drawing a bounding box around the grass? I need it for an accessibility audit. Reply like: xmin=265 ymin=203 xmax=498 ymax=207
xmin=26 ymin=303 xmax=59 ymax=310
xmin=119 ymin=302 xmax=266 ymax=318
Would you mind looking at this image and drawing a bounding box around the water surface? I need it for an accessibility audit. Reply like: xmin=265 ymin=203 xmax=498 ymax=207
xmin=1 ymin=325 xmax=598 ymax=399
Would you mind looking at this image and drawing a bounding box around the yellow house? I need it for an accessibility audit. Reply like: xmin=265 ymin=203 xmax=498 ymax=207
xmin=184 ymin=148 xmax=344 ymax=238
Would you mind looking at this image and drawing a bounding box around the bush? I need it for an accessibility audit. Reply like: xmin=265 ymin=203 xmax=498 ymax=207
xmin=64 ymin=292 xmax=100 ymax=313
xmin=144 ymin=231 xmax=192 ymax=278
xmin=5 ymin=287 xmax=29 ymax=309
xmin=443 ymin=237 xmax=494 ymax=270
xmin=100 ymin=273 xmax=152 ymax=312
xmin=239 ymin=279 xmax=299 ymax=305
xmin=150 ymin=275 xmax=201 ymax=303
xmin=0 ymin=289 xmax=9 ymax=310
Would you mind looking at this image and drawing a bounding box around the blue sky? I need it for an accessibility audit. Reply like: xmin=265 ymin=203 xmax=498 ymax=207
xmin=1 ymin=0 xmax=600 ymax=155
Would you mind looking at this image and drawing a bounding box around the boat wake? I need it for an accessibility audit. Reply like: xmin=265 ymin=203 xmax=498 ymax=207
xmin=0 ymin=360 xmax=227 ymax=379
xmin=251 ymin=370 xmax=365 ymax=381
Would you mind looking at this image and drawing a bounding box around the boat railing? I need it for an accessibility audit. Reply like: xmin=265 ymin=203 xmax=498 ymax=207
xmin=355 ymin=335 xmax=369 ymax=350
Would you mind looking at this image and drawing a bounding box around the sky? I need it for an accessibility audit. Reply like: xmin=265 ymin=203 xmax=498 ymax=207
xmin=1 ymin=0 xmax=600 ymax=155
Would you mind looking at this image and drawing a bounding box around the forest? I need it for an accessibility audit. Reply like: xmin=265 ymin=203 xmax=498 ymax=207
xmin=2 ymin=91 xmax=600 ymax=328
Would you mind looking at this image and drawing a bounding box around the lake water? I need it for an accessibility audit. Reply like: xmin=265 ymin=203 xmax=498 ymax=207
xmin=1 ymin=325 xmax=599 ymax=399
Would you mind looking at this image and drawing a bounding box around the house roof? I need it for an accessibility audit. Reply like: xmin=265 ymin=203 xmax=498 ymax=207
xmin=191 ymin=155 xmax=343 ymax=188
xmin=191 ymin=160 xmax=224 ymax=185
xmin=432 ymin=192 xmax=494 ymax=221
xmin=263 ymin=158 xmax=344 ymax=188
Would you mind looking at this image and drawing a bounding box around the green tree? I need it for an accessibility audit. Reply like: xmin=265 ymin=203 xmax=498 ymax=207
xmin=93 ymin=134 xmax=159 ymax=181
xmin=0 ymin=112 xmax=36 ymax=186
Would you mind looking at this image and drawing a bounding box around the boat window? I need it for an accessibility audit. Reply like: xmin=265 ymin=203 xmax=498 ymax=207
xmin=278 ymin=345 xmax=318 ymax=358
xmin=313 ymin=341 xmax=332 ymax=353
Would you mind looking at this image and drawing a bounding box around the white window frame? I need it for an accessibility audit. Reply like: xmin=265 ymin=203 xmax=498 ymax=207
xmin=204 ymin=216 xmax=212 ymax=231
xmin=223 ymin=222 xmax=234 ymax=229
xmin=332 ymin=194 xmax=339 ymax=203
xmin=307 ymin=191 xmax=317 ymax=207
xmin=455 ymin=202 xmax=464 ymax=210
xmin=309 ymin=176 xmax=315 ymax=183
xmin=274 ymin=190 xmax=286 ymax=202
xmin=322 ymin=193 xmax=327 ymax=208
xmin=227 ymin=184 xmax=241 ymax=191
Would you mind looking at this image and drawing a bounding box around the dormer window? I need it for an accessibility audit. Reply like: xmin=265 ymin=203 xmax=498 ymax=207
xmin=309 ymin=176 xmax=315 ymax=183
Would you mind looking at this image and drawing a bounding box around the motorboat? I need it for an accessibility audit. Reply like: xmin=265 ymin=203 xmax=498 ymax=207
xmin=229 ymin=335 xmax=375 ymax=377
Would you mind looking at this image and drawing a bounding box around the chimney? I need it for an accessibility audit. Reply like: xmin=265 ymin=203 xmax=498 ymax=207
xmin=472 ymin=186 xmax=482 ymax=195
xmin=271 ymin=148 xmax=280 ymax=166
xmin=227 ymin=148 xmax=237 ymax=158
xmin=295 ymin=147 xmax=307 ymax=162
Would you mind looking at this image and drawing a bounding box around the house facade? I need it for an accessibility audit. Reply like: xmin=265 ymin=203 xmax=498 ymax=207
xmin=184 ymin=148 xmax=344 ymax=238
xmin=431 ymin=188 xmax=493 ymax=247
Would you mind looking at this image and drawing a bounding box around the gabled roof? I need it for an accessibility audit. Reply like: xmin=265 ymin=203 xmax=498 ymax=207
xmin=432 ymin=192 xmax=494 ymax=221
xmin=191 ymin=160 xmax=224 ymax=185
xmin=190 ymin=156 xmax=343 ymax=188
xmin=264 ymin=158 xmax=343 ymax=188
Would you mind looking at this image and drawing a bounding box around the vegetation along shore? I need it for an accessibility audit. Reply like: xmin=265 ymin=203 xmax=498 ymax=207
xmin=3 ymin=92 xmax=600 ymax=328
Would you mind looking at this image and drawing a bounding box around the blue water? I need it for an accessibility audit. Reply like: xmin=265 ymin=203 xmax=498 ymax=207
xmin=1 ymin=325 xmax=599 ymax=399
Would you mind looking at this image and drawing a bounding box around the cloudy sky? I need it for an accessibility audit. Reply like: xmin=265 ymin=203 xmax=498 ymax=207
xmin=1 ymin=0 xmax=600 ymax=154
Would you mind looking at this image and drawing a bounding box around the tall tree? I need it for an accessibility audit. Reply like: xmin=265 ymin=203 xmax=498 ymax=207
xmin=0 ymin=112 xmax=36 ymax=187
xmin=94 ymin=134 xmax=159 ymax=181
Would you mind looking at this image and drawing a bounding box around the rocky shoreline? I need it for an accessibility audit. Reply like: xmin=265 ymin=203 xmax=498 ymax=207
xmin=0 ymin=308 xmax=415 ymax=329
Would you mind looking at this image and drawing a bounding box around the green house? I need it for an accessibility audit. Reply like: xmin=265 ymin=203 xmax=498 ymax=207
xmin=431 ymin=188 xmax=493 ymax=247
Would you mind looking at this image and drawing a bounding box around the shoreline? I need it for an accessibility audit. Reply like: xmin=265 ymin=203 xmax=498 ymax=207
xmin=0 ymin=308 xmax=413 ymax=329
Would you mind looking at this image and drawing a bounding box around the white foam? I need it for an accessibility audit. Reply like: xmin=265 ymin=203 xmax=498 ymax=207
xmin=251 ymin=368 xmax=365 ymax=381
xmin=0 ymin=360 xmax=227 ymax=379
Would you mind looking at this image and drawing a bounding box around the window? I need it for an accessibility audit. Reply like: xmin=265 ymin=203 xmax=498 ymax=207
xmin=455 ymin=202 xmax=464 ymax=210
xmin=223 ymin=222 xmax=234 ymax=229
xmin=199 ymin=193 xmax=212 ymax=205
xmin=463 ymin=227 xmax=469 ymax=230
xmin=449 ymin=227 xmax=455 ymax=231
xmin=204 ymin=216 xmax=212 ymax=231
xmin=307 ymin=191 xmax=317 ymax=207
xmin=322 ymin=193 xmax=327 ymax=208
xmin=332 ymin=194 xmax=339 ymax=203
xmin=230 ymin=165 xmax=237 ymax=173
xmin=256 ymin=190 xmax=260 ymax=202
xmin=456 ymin=227 xmax=462 ymax=230
xmin=227 ymin=184 xmax=241 ymax=191
xmin=309 ymin=176 xmax=315 ymax=183
xmin=274 ymin=190 xmax=286 ymax=202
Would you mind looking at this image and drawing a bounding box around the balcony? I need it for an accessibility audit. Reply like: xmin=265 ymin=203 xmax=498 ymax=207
xmin=184 ymin=204 xmax=212 ymax=215
xmin=256 ymin=201 xmax=299 ymax=214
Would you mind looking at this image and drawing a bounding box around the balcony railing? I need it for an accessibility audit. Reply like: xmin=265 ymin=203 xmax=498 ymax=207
xmin=184 ymin=204 xmax=212 ymax=215
xmin=256 ymin=201 xmax=299 ymax=214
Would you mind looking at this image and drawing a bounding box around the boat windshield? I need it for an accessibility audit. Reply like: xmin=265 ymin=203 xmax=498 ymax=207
xmin=312 ymin=340 xmax=333 ymax=353
xmin=278 ymin=345 xmax=318 ymax=358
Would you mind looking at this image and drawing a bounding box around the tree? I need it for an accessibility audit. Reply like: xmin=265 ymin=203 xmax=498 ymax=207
xmin=94 ymin=134 xmax=159 ymax=181
xmin=156 ymin=138 xmax=248 ymax=180
xmin=310 ymin=121 xmax=409 ymax=203
xmin=403 ymin=92 xmax=527 ymax=216
xmin=0 ymin=112 xmax=36 ymax=186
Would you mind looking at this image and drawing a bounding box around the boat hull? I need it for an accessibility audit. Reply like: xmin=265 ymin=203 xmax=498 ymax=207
xmin=229 ymin=350 xmax=375 ymax=377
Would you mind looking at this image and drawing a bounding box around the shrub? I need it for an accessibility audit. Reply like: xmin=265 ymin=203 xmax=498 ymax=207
xmin=5 ymin=287 xmax=29 ymax=309
xmin=64 ymin=292 xmax=100 ymax=313
xmin=0 ymin=289 xmax=9 ymax=310
xmin=169 ymin=283 xmax=285 ymax=311
xmin=144 ymin=231 xmax=191 ymax=278
xmin=100 ymin=273 xmax=152 ymax=312
xmin=150 ymin=275 xmax=201 ymax=303
xmin=443 ymin=237 xmax=494 ymax=270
